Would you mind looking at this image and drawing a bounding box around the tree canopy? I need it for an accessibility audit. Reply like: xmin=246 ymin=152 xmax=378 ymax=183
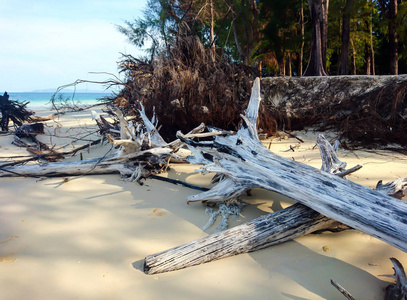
xmin=119 ymin=0 xmax=407 ymax=76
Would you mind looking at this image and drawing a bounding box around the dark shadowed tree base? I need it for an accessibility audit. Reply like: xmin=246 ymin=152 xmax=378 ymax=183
xmin=261 ymin=75 xmax=407 ymax=150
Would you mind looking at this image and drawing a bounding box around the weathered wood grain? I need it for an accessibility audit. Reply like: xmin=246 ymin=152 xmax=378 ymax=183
xmin=144 ymin=203 xmax=335 ymax=274
xmin=144 ymin=174 xmax=406 ymax=275
xmin=179 ymin=78 xmax=407 ymax=252
xmin=143 ymin=78 xmax=407 ymax=275
xmin=143 ymin=133 xmax=405 ymax=274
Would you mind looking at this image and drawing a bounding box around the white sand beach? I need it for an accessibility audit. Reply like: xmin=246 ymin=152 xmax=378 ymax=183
xmin=0 ymin=107 xmax=406 ymax=300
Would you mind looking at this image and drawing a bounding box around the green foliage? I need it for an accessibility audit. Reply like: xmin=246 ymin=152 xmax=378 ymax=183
xmin=398 ymin=1 xmax=407 ymax=63
xmin=118 ymin=0 xmax=407 ymax=75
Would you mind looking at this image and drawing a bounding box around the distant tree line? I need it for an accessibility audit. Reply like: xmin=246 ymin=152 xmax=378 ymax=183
xmin=118 ymin=0 xmax=407 ymax=76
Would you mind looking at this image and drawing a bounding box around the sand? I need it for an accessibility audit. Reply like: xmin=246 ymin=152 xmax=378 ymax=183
xmin=0 ymin=107 xmax=406 ymax=300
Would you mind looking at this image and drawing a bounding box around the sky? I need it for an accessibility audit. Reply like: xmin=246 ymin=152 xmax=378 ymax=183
xmin=0 ymin=0 xmax=148 ymax=92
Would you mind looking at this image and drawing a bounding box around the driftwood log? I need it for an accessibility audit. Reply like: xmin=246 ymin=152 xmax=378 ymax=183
xmin=143 ymin=137 xmax=406 ymax=274
xmin=180 ymin=78 xmax=407 ymax=250
xmin=144 ymin=78 xmax=407 ymax=274
xmin=0 ymin=105 xmax=197 ymax=181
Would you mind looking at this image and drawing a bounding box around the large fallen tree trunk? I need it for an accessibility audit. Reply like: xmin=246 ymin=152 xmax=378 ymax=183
xmin=143 ymin=135 xmax=406 ymax=274
xmin=143 ymin=78 xmax=407 ymax=274
xmin=177 ymin=78 xmax=407 ymax=251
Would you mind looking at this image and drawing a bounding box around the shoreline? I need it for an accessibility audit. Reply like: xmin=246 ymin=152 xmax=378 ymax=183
xmin=0 ymin=107 xmax=406 ymax=299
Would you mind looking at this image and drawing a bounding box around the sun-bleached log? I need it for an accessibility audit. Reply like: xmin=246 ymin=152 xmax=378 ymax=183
xmin=178 ymin=78 xmax=407 ymax=252
xmin=0 ymin=105 xmax=193 ymax=181
xmin=144 ymin=203 xmax=335 ymax=274
xmin=143 ymin=134 xmax=405 ymax=274
xmin=0 ymin=147 xmax=173 ymax=179
xmin=144 ymin=174 xmax=406 ymax=274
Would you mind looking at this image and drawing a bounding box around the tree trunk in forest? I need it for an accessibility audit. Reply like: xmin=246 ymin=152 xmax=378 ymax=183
xmin=232 ymin=14 xmax=247 ymax=65
xmin=369 ymin=10 xmax=375 ymax=75
xmin=280 ymin=56 xmax=286 ymax=75
xmin=340 ymin=0 xmax=354 ymax=75
xmin=299 ymin=0 xmax=305 ymax=77
xmin=287 ymin=53 xmax=292 ymax=76
xmin=321 ymin=0 xmax=329 ymax=69
xmin=303 ymin=0 xmax=329 ymax=76
xmin=209 ymin=0 xmax=215 ymax=63
xmin=350 ymin=39 xmax=356 ymax=75
xmin=389 ymin=0 xmax=398 ymax=75
xmin=365 ymin=42 xmax=371 ymax=75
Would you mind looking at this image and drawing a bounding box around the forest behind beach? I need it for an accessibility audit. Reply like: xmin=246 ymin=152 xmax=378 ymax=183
xmin=118 ymin=0 xmax=407 ymax=77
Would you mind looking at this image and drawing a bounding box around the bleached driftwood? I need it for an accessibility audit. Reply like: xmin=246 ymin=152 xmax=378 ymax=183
xmin=0 ymin=145 xmax=174 ymax=180
xmin=0 ymin=105 xmax=196 ymax=181
xmin=143 ymin=78 xmax=407 ymax=274
xmin=178 ymin=78 xmax=407 ymax=251
xmin=179 ymin=79 xmax=407 ymax=251
xmin=144 ymin=175 xmax=406 ymax=274
xmin=143 ymin=138 xmax=405 ymax=274
xmin=144 ymin=203 xmax=335 ymax=274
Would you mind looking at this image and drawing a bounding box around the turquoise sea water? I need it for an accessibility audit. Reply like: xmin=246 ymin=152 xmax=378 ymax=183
xmin=7 ymin=92 xmax=113 ymax=110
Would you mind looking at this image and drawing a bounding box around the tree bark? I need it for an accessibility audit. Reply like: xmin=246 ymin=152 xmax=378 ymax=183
xmin=321 ymin=0 xmax=329 ymax=69
xmin=144 ymin=203 xmax=338 ymax=274
xmin=303 ymin=0 xmax=329 ymax=76
xmin=365 ymin=42 xmax=371 ymax=75
xmin=279 ymin=56 xmax=286 ymax=75
xmin=232 ymin=15 xmax=247 ymax=64
xmin=340 ymin=0 xmax=354 ymax=75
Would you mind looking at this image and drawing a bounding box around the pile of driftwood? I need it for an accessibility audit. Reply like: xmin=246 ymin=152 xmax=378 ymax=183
xmin=143 ymin=78 xmax=407 ymax=298
xmin=0 ymin=104 xmax=193 ymax=180
xmin=0 ymin=79 xmax=406 ymax=298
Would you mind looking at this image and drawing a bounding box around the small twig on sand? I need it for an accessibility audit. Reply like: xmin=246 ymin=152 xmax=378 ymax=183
xmin=330 ymin=279 xmax=356 ymax=300
xmin=283 ymin=130 xmax=304 ymax=143
xmin=150 ymin=175 xmax=209 ymax=192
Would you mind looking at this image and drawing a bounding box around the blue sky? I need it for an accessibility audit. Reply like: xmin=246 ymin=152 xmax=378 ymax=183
xmin=0 ymin=0 xmax=148 ymax=92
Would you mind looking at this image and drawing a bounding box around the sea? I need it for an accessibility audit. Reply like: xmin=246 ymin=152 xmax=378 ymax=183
xmin=7 ymin=91 xmax=114 ymax=110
